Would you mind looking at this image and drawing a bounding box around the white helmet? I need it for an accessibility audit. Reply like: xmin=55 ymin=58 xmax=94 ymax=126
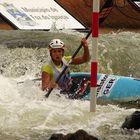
xmin=48 ymin=39 xmax=65 ymax=50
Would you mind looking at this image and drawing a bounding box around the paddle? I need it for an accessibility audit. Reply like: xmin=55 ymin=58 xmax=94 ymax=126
xmin=45 ymin=0 xmax=114 ymax=98
xmin=17 ymin=78 xmax=41 ymax=84
xmin=45 ymin=30 xmax=92 ymax=98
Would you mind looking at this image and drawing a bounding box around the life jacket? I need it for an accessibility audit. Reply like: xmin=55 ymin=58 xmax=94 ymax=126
xmin=49 ymin=57 xmax=72 ymax=93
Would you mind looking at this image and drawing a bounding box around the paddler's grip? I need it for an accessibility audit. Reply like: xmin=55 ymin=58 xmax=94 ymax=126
xmin=45 ymin=88 xmax=53 ymax=98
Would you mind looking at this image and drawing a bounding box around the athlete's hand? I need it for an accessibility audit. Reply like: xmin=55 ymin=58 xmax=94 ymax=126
xmin=48 ymin=81 xmax=58 ymax=89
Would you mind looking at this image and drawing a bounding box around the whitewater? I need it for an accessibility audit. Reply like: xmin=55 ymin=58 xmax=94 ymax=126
xmin=0 ymin=29 xmax=140 ymax=140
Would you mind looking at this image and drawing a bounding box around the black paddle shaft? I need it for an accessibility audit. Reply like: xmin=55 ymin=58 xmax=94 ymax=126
xmin=45 ymin=30 xmax=92 ymax=98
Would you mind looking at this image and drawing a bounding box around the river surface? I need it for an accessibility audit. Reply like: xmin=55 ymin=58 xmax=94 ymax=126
xmin=0 ymin=29 xmax=140 ymax=140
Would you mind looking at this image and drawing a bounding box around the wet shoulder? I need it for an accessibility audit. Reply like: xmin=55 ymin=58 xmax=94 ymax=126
xmin=41 ymin=64 xmax=52 ymax=74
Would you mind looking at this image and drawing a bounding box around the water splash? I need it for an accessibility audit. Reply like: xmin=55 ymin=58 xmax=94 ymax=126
xmin=0 ymin=30 xmax=140 ymax=139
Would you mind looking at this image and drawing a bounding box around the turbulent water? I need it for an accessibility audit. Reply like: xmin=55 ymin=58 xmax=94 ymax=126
xmin=0 ymin=29 xmax=140 ymax=140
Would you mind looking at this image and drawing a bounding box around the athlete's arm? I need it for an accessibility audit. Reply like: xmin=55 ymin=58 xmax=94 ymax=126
xmin=42 ymin=71 xmax=51 ymax=91
xmin=71 ymin=38 xmax=90 ymax=65
xmin=42 ymin=71 xmax=58 ymax=91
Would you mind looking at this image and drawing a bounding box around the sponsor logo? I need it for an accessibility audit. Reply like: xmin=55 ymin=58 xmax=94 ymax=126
xmin=97 ymin=74 xmax=119 ymax=97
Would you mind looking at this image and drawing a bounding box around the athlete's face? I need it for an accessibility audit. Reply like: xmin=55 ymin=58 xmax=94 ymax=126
xmin=50 ymin=48 xmax=64 ymax=62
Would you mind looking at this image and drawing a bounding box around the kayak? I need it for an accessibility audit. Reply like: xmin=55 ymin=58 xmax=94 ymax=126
xmin=70 ymin=72 xmax=140 ymax=102
xmin=19 ymin=72 xmax=140 ymax=102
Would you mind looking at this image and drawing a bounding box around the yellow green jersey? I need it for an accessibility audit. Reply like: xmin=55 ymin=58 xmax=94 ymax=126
xmin=41 ymin=56 xmax=72 ymax=92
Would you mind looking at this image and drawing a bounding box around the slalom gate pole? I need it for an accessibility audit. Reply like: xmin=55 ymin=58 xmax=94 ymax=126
xmin=45 ymin=30 xmax=92 ymax=98
xmin=90 ymin=0 xmax=100 ymax=112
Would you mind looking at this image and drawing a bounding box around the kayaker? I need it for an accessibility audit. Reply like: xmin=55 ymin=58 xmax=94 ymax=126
xmin=41 ymin=38 xmax=90 ymax=96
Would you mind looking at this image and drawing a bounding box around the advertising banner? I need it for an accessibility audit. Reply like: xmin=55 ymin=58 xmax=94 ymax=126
xmin=0 ymin=0 xmax=85 ymax=29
